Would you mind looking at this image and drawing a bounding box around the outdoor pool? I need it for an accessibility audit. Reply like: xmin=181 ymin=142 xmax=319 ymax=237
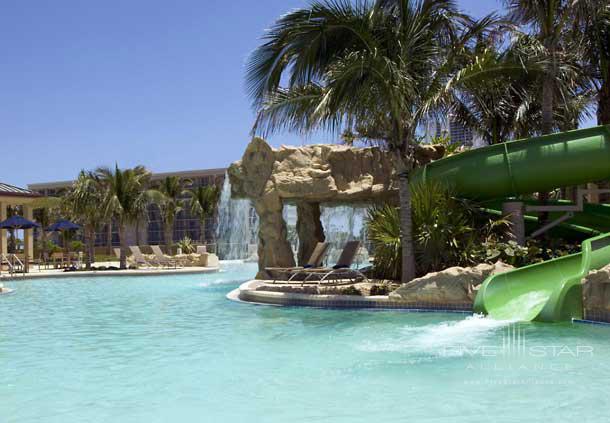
xmin=1 ymin=262 xmax=610 ymax=422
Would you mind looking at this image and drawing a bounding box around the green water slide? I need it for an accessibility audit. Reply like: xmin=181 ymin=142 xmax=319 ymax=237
xmin=473 ymin=233 xmax=610 ymax=322
xmin=411 ymin=125 xmax=610 ymax=322
xmin=411 ymin=125 xmax=610 ymax=200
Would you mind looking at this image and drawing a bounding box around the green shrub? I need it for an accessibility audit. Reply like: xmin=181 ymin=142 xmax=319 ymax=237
xmin=367 ymin=180 xmax=479 ymax=279
xmin=339 ymin=286 xmax=362 ymax=296
xmin=369 ymin=285 xmax=390 ymax=296
xmin=366 ymin=204 xmax=402 ymax=280
xmin=70 ymin=240 xmax=85 ymax=252
xmin=367 ymin=181 xmax=583 ymax=281
xmin=411 ymin=180 xmax=476 ymax=275
xmin=176 ymin=236 xmax=196 ymax=254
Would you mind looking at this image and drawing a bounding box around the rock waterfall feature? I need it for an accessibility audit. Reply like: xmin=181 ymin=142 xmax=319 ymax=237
xmin=228 ymin=138 xmax=444 ymax=278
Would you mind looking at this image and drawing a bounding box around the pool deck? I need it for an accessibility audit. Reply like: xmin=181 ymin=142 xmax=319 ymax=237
xmin=0 ymin=261 xmax=220 ymax=281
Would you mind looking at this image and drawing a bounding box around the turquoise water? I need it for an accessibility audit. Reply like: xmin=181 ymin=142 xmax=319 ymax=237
xmin=2 ymin=262 xmax=610 ymax=422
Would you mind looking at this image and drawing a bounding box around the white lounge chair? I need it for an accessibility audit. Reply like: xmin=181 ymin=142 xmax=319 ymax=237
xmin=150 ymin=245 xmax=180 ymax=268
xmin=128 ymin=246 xmax=158 ymax=268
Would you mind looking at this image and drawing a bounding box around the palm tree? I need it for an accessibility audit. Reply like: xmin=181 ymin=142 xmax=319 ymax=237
xmin=246 ymin=0 xmax=494 ymax=282
xmin=31 ymin=196 xmax=62 ymax=258
xmin=576 ymin=1 xmax=610 ymax=125
xmin=64 ymin=171 xmax=108 ymax=269
xmin=505 ymin=0 xmax=588 ymax=135
xmin=450 ymin=41 xmax=594 ymax=144
xmin=186 ymin=184 xmax=220 ymax=245
xmin=153 ymin=176 xmax=189 ymax=254
xmin=96 ymin=165 xmax=152 ymax=269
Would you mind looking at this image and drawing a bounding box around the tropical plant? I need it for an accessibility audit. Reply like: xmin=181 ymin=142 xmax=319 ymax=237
xmin=246 ymin=0 xmax=496 ymax=282
xmin=366 ymin=204 xmax=401 ymax=280
xmin=176 ymin=236 xmax=196 ymax=254
xmin=31 ymin=196 xmax=62 ymax=258
xmin=504 ymin=0 xmax=591 ymax=135
xmin=63 ymin=171 xmax=110 ymax=269
xmin=70 ymin=240 xmax=85 ymax=252
xmin=186 ymin=185 xmax=220 ymax=244
xmin=367 ymin=181 xmax=478 ymax=278
xmin=410 ymin=180 xmax=477 ymax=274
xmin=575 ymin=1 xmax=610 ymax=124
xmin=152 ymin=176 xmax=189 ymax=254
xmin=96 ymin=165 xmax=153 ymax=269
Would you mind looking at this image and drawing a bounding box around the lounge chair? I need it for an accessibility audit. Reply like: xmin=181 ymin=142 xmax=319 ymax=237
xmin=150 ymin=245 xmax=180 ymax=268
xmin=265 ymin=242 xmax=329 ymax=281
xmin=128 ymin=246 xmax=158 ymax=268
xmin=288 ymin=241 xmax=367 ymax=284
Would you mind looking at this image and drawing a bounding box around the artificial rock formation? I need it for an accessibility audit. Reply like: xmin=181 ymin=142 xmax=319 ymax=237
xmin=229 ymin=138 xmax=391 ymax=277
xmin=389 ymin=261 xmax=514 ymax=306
xmin=228 ymin=138 xmax=444 ymax=278
xmin=295 ymin=202 xmax=325 ymax=266
xmin=582 ymin=265 xmax=610 ymax=319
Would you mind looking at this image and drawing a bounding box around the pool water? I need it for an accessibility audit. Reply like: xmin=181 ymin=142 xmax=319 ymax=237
xmin=1 ymin=262 xmax=610 ymax=422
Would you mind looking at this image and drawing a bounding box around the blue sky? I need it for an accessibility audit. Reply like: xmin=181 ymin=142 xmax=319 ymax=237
xmin=0 ymin=0 xmax=594 ymax=187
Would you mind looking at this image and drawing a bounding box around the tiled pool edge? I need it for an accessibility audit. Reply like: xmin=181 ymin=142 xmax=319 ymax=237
xmin=232 ymin=280 xmax=610 ymax=324
xmin=231 ymin=280 xmax=473 ymax=312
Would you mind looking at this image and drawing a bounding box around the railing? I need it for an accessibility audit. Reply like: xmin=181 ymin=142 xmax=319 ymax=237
xmin=0 ymin=254 xmax=25 ymax=276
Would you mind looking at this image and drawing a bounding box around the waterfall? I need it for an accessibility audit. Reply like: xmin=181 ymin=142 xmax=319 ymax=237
xmin=320 ymin=204 xmax=369 ymax=265
xmin=282 ymin=203 xmax=370 ymax=266
xmin=216 ymin=175 xmax=259 ymax=260
xmin=216 ymin=172 xmax=369 ymax=264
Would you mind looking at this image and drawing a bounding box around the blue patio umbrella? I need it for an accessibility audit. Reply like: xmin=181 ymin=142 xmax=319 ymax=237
xmin=0 ymin=215 xmax=41 ymax=229
xmin=46 ymin=220 xmax=81 ymax=232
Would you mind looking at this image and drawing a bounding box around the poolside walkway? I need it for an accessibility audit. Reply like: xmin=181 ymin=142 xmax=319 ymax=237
xmin=0 ymin=261 xmax=220 ymax=281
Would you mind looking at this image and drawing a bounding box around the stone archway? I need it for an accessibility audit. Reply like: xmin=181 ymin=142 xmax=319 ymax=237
xmin=228 ymin=138 xmax=443 ymax=278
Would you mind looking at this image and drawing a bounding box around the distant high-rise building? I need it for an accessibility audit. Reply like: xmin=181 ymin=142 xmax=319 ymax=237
xmin=421 ymin=116 xmax=485 ymax=147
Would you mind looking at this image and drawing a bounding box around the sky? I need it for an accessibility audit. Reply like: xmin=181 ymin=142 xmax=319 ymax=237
xmin=0 ymin=0 xmax=595 ymax=187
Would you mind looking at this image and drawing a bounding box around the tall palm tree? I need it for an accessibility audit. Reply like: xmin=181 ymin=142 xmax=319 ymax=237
xmin=450 ymin=41 xmax=594 ymax=144
xmin=96 ymin=165 xmax=152 ymax=269
xmin=186 ymin=184 xmax=220 ymax=244
xmin=505 ymin=0 xmax=587 ymax=135
xmin=575 ymin=1 xmax=610 ymax=125
xmin=64 ymin=171 xmax=108 ymax=269
xmin=246 ymin=0 xmax=494 ymax=282
xmin=154 ymin=176 xmax=189 ymax=254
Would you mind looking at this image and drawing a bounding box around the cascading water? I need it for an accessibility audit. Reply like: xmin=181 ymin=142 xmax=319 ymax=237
xmin=282 ymin=203 xmax=370 ymax=266
xmin=216 ymin=174 xmax=259 ymax=260
xmin=320 ymin=204 xmax=369 ymax=265
xmin=216 ymin=172 xmax=369 ymax=264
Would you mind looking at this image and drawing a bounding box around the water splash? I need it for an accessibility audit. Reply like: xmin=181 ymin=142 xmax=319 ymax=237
xmin=359 ymin=314 xmax=512 ymax=356
xmin=216 ymin=175 xmax=259 ymax=260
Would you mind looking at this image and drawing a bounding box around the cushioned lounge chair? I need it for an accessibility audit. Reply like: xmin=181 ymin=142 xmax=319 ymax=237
xmin=265 ymin=242 xmax=329 ymax=281
xmin=287 ymin=241 xmax=367 ymax=284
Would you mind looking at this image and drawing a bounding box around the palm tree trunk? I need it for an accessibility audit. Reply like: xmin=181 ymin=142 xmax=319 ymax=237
xmin=119 ymin=223 xmax=127 ymax=269
xmin=539 ymin=74 xmax=555 ymax=224
xmin=200 ymin=218 xmax=206 ymax=245
xmin=135 ymin=218 xmax=141 ymax=246
xmin=85 ymin=226 xmax=94 ymax=270
xmin=541 ymin=77 xmax=554 ymax=135
xmin=106 ymin=222 xmax=113 ymax=255
xmin=164 ymin=220 xmax=173 ymax=254
xmin=599 ymin=79 xmax=610 ymax=125
xmin=398 ymin=171 xmax=416 ymax=283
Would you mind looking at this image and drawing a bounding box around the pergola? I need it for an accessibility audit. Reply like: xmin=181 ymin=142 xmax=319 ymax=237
xmin=0 ymin=182 xmax=41 ymax=260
